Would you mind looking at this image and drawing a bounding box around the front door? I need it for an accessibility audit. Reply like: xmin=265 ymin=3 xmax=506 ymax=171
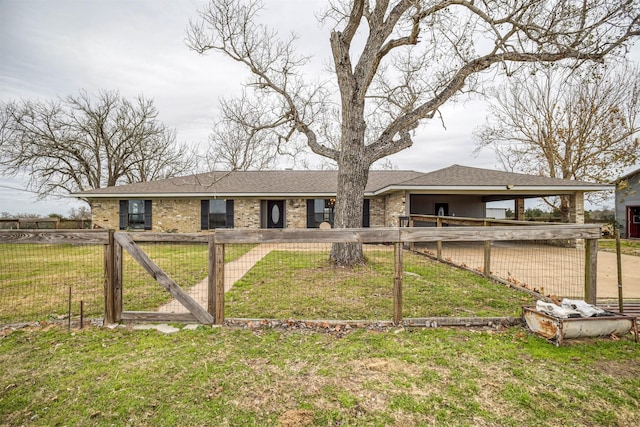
xmin=267 ymin=200 xmax=285 ymax=228
xmin=628 ymin=206 xmax=640 ymax=238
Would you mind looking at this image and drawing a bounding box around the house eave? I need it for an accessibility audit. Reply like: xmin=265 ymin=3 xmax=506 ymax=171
xmin=73 ymin=192 xmax=350 ymax=199
xmin=373 ymin=185 xmax=613 ymax=196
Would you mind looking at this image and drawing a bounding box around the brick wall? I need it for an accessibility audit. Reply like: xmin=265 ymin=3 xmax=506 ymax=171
xmin=384 ymin=192 xmax=407 ymax=227
xmin=235 ymin=199 xmax=261 ymax=229
xmin=287 ymin=198 xmax=307 ymax=228
xmin=90 ymin=196 xmax=399 ymax=232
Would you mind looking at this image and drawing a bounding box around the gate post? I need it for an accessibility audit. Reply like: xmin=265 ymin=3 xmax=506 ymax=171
xmin=214 ymin=242 xmax=225 ymax=325
xmin=104 ymin=230 xmax=122 ymax=324
xmin=104 ymin=229 xmax=115 ymax=324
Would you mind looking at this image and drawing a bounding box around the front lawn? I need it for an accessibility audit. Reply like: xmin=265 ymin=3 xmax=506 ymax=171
xmin=0 ymin=325 xmax=638 ymax=426
xmin=226 ymin=249 xmax=536 ymax=320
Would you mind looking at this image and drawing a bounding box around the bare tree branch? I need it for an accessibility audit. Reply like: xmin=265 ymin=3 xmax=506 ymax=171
xmin=0 ymin=90 xmax=195 ymax=198
xmin=187 ymin=0 xmax=640 ymax=265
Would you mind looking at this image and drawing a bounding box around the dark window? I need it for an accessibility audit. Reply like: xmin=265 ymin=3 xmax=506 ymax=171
xmin=306 ymin=199 xmax=335 ymax=228
xmin=362 ymin=199 xmax=370 ymax=228
xmin=119 ymin=200 xmax=152 ymax=230
xmin=201 ymin=199 xmax=234 ymax=230
xmin=306 ymin=199 xmax=370 ymax=228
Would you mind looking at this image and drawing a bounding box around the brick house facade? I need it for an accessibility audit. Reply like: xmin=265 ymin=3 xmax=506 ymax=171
xmin=76 ymin=166 xmax=609 ymax=233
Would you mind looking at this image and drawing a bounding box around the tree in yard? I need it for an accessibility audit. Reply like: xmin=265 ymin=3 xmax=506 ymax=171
xmin=187 ymin=0 xmax=640 ymax=266
xmin=474 ymin=64 xmax=640 ymax=221
xmin=0 ymin=90 xmax=196 ymax=199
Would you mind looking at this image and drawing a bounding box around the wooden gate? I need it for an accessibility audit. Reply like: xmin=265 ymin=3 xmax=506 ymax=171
xmin=104 ymin=231 xmax=214 ymax=324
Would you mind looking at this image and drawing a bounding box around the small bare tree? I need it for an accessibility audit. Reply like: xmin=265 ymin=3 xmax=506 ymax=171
xmin=0 ymin=90 xmax=196 ymax=198
xmin=187 ymin=0 xmax=640 ymax=265
xmin=474 ymin=64 xmax=640 ymax=221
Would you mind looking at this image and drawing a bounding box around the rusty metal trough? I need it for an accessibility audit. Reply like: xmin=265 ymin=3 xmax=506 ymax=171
xmin=522 ymin=306 xmax=639 ymax=346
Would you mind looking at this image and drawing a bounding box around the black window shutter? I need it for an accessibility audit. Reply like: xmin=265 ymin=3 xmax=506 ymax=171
xmin=201 ymin=200 xmax=209 ymax=230
xmin=226 ymin=199 xmax=234 ymax=228
xmin=362 ymin=199 xmax=370 ymax=228
xmin=306 ymin=199 xmax=315 ymax=228
xmin=119 ymin=200 xmax=128 ymax=230
xmin=143 ymin=200 xmax=152 ymax=230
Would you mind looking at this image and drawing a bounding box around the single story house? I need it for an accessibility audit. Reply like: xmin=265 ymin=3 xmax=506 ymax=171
xmin=73 ymin=165 xmax=611 ymax=233
xmin=615 ymin=166 xmax=640 ymax=239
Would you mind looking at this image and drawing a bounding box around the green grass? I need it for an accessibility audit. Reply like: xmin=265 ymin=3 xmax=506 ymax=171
xmin=598 ymin=239 xmax=640 ymax=256
xmin=0 ymin=325 xmax=638 ymax=426
xmin=226 ymin=249 xmax=536 ymax=320
xmin=0 ymin=243 xmax=255 ymax=323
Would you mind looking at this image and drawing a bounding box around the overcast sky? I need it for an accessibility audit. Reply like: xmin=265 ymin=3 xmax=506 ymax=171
xmin=1 ymin=0 xmax=639 ymax=216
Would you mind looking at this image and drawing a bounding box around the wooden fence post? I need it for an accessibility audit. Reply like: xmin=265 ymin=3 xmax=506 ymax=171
xmin=208 ymin=234 xmax=215 ymax=316
xmin=483 ymin=240 xmax=491 ymax=277
xmin=104 ymin=229 xmax=115 ymax=324
xmin=436 ymin=217 xmax=443 ymax=260
xmin=113 ymin=233 xmax=123 ymax=322
xmin=393 ymin=242 xmax=403 ymax=324
xmin=214 ymin=242 xmax=225 ymax=325
xmin=104 ymin=229 xmax=123 ymax=323
xmin=584 ymin=238 xmax=597 ymax=304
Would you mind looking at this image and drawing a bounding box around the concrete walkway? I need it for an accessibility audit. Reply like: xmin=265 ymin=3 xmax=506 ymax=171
xmin=158 ymin=244 xmax=277 ymax=314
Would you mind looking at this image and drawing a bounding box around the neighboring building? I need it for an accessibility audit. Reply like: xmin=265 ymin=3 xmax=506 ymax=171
xmin=485 ymin=207 xmax=507 ymax=219
xmin=73 ymin=165 xmax=611 ymax=233
xmin=615 ymin=166 xmax=640 ymax=239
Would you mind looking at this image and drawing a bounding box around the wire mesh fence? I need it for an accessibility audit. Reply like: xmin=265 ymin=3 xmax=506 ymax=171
xmin=2 ymin=225 xmax=600 ymax=325
xmin=0 ymin=242 xmax=104 ymax=325
xmin=412 ymin=240 xmax=586 ymax=298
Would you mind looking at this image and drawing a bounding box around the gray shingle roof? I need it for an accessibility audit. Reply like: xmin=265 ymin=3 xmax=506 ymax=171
xmin=399 ymin=165 xmax=605 ymax=187
xmin=73 ymin=165 xmax=609 ymax=198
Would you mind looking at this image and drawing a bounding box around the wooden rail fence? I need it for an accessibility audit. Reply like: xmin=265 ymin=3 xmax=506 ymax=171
xmin=0 ymin=224 xmax=602 ymax=325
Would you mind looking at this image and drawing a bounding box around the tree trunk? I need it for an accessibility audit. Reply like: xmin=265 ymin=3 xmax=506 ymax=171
xmin=330 ymin=114 xmax=369 ymax=266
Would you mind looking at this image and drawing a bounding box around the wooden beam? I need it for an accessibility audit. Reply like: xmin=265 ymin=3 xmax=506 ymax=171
xmin=127 ymin=233 xmax=210 ymax=243
xmin=120 ymin=311 xmax=199 ymax=323
xmin=0 ymin=229 xmax=109 ymax=244
xmin=214 ymin=228 xmax=401 ymax=244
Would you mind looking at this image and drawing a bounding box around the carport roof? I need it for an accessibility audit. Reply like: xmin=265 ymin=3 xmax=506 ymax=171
xmin=72 ymin=164 xmax=611 ymax=199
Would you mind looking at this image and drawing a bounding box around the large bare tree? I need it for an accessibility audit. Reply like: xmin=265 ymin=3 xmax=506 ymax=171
xmin=0 ymin=90 xmax=196 ymax=199
xmin=474 ymin=64 xmax=640 ymax=221
xmin=187 ymin=0 xmax=640 ymax=265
